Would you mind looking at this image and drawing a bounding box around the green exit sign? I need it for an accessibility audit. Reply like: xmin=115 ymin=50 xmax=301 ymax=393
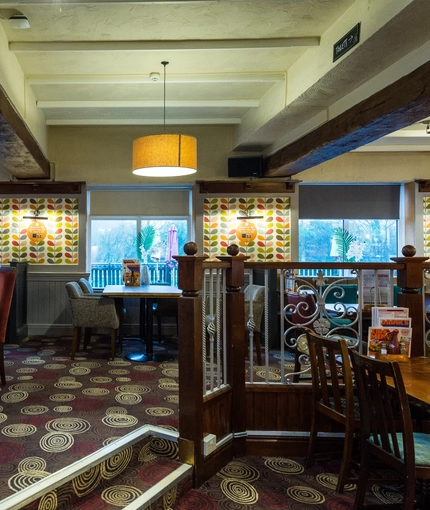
xmin=333 ymin=23 xmax=360 ymax=62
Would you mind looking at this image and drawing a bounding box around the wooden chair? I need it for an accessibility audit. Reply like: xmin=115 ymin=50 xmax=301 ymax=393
xmin=351 ymin=350 xmax=430 ymax=509
xmin=305 ymin=330 xmax=360 ymax=492
xmin=152 ymin=298 xmax=178 ymax=342
xmin=0 ymin=268 xmax=17 ymax=385
xmin=66 ymin=281 xmax=121 ymax=360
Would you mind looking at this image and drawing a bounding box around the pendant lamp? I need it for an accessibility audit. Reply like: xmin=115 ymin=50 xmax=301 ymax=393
xmin=132 ymin=61 xmax=197 ymax=177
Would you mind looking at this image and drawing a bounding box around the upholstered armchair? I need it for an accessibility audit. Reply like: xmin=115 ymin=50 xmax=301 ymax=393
xmin=66 ymin=281 xmax=121 ymax=360
xmin=79 ymin=277 xmax=126 ymax=330
xmin=0 ymin=268 xmax=17 ymax=385
xmin=78 ymin=278 xmax=101 ymax=295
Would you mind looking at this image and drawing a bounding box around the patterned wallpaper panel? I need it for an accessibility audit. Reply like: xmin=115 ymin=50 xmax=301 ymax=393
xmin=203 ymin=196 xmax=290 ymax=261
xmin=0 ymin=197 xmax=79 ymax=265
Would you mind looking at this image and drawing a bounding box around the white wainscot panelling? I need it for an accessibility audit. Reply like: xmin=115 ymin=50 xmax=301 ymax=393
xmin=27 ymin=273 xmax=141 ymax=337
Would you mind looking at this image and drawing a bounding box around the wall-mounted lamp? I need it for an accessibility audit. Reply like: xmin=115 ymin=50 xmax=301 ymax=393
xmin=237 ymin=208 xmax=263 ymax=220
xmin=23 ymin=209 xmax=48 ymax=220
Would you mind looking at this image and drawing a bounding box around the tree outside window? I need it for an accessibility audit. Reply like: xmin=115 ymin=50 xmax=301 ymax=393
xmin=299 ymin=219 xmax=397 ymax=263
xmin=91 ymin=218 xmax=188 ymax=264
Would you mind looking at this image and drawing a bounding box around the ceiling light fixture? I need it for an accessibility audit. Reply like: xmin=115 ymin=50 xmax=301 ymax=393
xmin=132 ymin=61 xmax=197 ymax=177
xmin=9 ymin=14 xmax=30 ymax=29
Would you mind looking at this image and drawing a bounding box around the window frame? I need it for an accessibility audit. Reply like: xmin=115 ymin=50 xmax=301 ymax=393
xmin=88 ymin=215 xmax=191 ymax=267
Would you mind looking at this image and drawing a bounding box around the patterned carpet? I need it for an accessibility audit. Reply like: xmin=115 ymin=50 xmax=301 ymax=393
xmin=1 ymin=336 xmax=406 ymax=509
xmin=173 ymin=456 xmax=404 ymax=509
xmin=0 ymin=334 xmax=180 ymax=503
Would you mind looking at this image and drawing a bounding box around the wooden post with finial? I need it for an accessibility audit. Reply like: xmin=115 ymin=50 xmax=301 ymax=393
xmin=174 ymin=242 xmax=208 ymax=480
xmin=391 ymin=245 xmax=428 ymax=357
xmin=218 ymin=244 xmax=248 ymax=457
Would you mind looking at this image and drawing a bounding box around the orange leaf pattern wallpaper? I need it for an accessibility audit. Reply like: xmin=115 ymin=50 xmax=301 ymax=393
xmin=0 ymin=197 xmax=79 ymax=265
xmin=203 ymin=197 xmax=290 ymax=261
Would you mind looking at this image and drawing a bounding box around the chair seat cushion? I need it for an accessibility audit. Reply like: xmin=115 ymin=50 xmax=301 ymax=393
xmin=369 ymin=432 xmax=430 ymax=466
xmin=413 ymin=432 xmax=430 ymax=465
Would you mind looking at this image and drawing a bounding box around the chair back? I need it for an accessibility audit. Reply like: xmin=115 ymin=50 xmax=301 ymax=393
xmin=153 ymin=298 xmax=178 ymax=316
xmin=0 ymin=269 xmax=17 ymax=345
xmin=78 ymin=278 xmax=95 ymax=294
xmin=66 ymin=281 xmax=119 ymax=329
xmin=306 ymin=330 xmax=355 ymax=423
xmin=286 ymin=292 xmax=317 ymax=328
xmin=66 ymin=281 xmax=85 ymax=300
xmin=350 ymin=350 xmax=414 ymax=466
xmin=244 ymin=284 xmax=265 ymax=332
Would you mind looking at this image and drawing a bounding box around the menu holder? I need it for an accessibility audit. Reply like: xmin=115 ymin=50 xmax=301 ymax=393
xmin=122 ymin=258 xmax=141 ymax=286
xmin=368 ymin=326 xmax=412 ymax=357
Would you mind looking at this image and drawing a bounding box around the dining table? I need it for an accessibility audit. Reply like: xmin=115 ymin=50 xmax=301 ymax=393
xmin=102 ymin=284 xmax=182 ymax=362
xmin=395 ymin=356 xmax=430 ymax=405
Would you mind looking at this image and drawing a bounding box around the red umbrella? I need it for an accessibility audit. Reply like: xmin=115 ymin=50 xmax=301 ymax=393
xmin=166 ymin=223 xmax=179 ymax=261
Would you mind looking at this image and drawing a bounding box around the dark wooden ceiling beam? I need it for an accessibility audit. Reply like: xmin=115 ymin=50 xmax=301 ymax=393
xmin=0 ymin=181 xmax=83 ymax=194
xmin=265 ymin=59 xmax=430 ymax=177
xmin=197 ymin=180 xmax=298 ymax=194
xmin=0 ymin=85 xmax=50 ymax=179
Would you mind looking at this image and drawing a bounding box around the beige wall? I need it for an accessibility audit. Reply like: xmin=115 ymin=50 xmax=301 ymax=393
xmin=47 ymin=124 xmax=430 ymax=185
xmin=294 ymin=151 xmax=430 ymax=183
xmin=48 ymin=125 xmax=236 ymax=184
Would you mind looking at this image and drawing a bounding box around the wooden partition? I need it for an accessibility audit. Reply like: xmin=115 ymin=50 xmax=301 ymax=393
xmin=176 ymin=246 xmax=429 ymax=487
xmin=176 ymin=244 xmax=249 ymax=487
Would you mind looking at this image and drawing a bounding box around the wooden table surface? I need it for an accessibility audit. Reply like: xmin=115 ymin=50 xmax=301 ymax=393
xmin=103 ymin=284 xmax=182 ymax=299
xmin=396 ymin=357 xmax=430 ymax=405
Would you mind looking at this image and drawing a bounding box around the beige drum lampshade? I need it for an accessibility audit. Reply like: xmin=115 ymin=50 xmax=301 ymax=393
xmin=132 ymin=133 xmax=197 ymax=177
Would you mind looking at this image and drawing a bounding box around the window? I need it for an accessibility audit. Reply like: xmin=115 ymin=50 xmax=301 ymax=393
xmin=91 ymin=219 xmax=137 ymax=263
xmin=299 ymin=219 xmax=398 ymax=263
xmin=298 ymin=185 xmax=400 ymax=264
xmin=90 ymin=217 xmax=189 ymax=287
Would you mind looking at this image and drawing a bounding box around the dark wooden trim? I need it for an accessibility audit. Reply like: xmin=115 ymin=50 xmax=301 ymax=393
xmin=265 ymin=60 xmax=430 ymax=176
xmin=197 ymin=180 xmax=298 ymax=194
xmin=417 ymin=180 xmax=430 ymax=193
xmin=0 ymin=86 xmax=50 ymax=179
xmin=0 ymin=182 xmax=84 ymax=194
xmin=196 ymin=440 xmax=235 ymax=488
xmin=245 ymin=435 xmax=345 ymax=458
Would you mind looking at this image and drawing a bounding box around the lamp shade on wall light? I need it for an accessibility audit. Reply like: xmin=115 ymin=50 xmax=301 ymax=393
xmin=132 ymin=133 xmax=197 ymax=177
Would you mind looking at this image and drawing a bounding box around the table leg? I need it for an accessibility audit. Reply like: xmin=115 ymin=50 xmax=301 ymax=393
xmin=126 ymin=297 xmax=174 ymax=363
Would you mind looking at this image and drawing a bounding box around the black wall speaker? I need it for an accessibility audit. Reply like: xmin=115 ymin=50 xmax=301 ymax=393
xmin=228 ymin=156 xmax=263 ymax=178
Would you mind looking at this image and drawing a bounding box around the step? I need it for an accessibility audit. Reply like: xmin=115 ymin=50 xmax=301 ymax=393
xmin=1 ymin=425 xmax=192 ymax=510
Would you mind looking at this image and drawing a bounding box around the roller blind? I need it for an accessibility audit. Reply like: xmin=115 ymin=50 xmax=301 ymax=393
xmin=89 ymin=189 xmax=190 ymax=216
xmin=299 ymin=185 xmax=400 ymax=219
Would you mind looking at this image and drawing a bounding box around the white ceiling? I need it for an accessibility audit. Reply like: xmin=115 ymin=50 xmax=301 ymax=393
xmin=0 ymin=0 xmax=429 ymax=161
